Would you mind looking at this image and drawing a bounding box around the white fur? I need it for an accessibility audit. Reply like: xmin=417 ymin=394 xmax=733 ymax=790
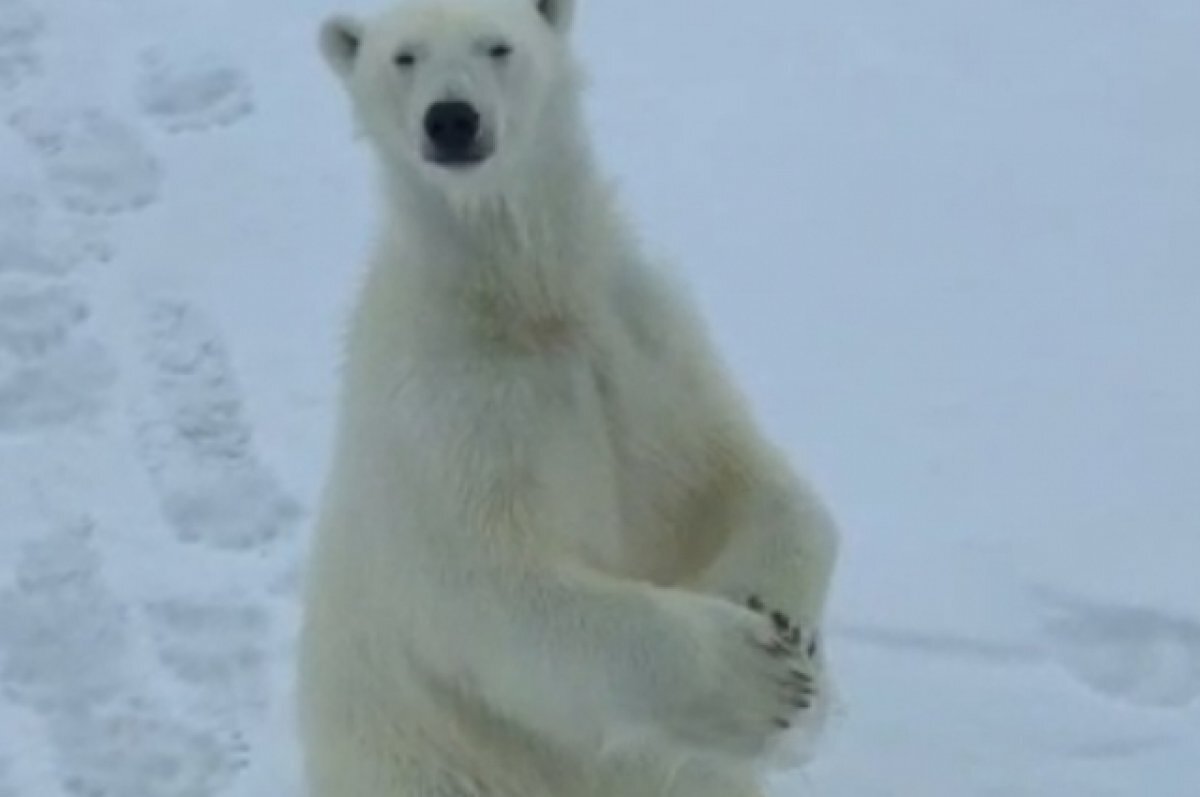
xmin=299 ymin=1 xmax=841 ymax=795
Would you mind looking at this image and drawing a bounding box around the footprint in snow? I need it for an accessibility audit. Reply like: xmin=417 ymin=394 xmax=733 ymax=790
xmin=0 ymin=0 xmax=42 ymax=90
xmin=47 ymin=699 xmax=249 ymax=797
xmin=0 ymin=280 xmax=115 ymax=433
xmin=0 ymin=283 xmax=89 ymax=358
xmin=145 ymin=597 xmax=271 ymax=717
xmin=137 ymin=50 xmax=254 ymax=133
xmin=135 ymin=300 xmax=300 ymax=551
xmin=9 ymin=107 xmax=162 ymax=214
xmin=0 ymin=335 xmax=117 ymax=433
xmin=1037 ymin=589 xmax=1200 ymax=709
xmin=0 ymin=521 xmax=130 ymax=714
xmin=0 ymin=189 xmax=112 ymax=276
xmin=0 ymin=191 xmax=66 ymax=276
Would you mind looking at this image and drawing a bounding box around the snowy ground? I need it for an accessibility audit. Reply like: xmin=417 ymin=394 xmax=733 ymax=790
xmin=0 ymin=0 xmax=1197 ymax=795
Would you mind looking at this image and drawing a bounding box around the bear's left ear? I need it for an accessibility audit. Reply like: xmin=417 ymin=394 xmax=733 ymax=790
xmin=535 ymin=0 xmax=575 ymax=35
xmin=320 ymin=14 xmax=365 ymax=79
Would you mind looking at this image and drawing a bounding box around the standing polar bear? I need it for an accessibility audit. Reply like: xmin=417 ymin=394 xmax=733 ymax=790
xmin=298 ymin=1 xmax=841 ymax=796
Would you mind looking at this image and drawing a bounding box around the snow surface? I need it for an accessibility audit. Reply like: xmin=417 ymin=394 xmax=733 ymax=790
xmin=0 ymin=0 xmax=1197 ymax=795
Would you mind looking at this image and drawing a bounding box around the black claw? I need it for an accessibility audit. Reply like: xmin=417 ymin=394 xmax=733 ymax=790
xmin=807 ymin=635 xmax=820 ymax=658
xmin=747 ymin=595 xmax=765 ymax=613
xmin=786 ymin=626 xmax=802 ymax=646
xmin=756 ymin=638 xmax=784 ymax=657
xmin=785 ymin=677 xmax=815 ymax=695
xmin=773 ymin=718 xmax=791 ymax=730
xmin=770 ymin=610 xmax=790 ymax=632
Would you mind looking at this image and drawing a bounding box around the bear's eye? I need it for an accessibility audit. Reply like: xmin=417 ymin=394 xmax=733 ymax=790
xmin=394 ymin=51 xmax=417 ymax=68
xmin=488 ymin=43 xmax=513 ymax=60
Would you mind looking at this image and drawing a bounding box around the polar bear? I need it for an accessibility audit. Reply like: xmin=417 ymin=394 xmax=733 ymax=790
xmin=298 ymin=1 xmax=841 ymax=796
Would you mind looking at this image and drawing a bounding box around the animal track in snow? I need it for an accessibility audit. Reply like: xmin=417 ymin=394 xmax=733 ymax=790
xmin=0 ymin=191 xmax=64 ymax=275
xmin=0 ymin=522 xmax=130 ymax=714
xmin=1038 ymin=590 xmax=1200 ymax=709
xmin=0 ymin=335 xmax=116 ymax=432
xmin=0 ymin=283 xmax=88 ymax=358
xmin=10 ymin=107 xmax=162 ymax=214
xmin=136 ymin=301 xmax=300 ymax=550
xmin=48 ymin=700 xmax=249 ymax=797
xmin=0 ymin=47 xmax=35 ymax=91
xmin=837 ymin=623 xmax=1039 ymax=665
xmin=0 ymin=0 xmax=41 ymax=51
xmin=0 ymin=190 xmax=111 ymax=276
xmin=0 ymin=277 xmax=115 ymax=434
xmin=0 ymin=0 xmax=42 ymax=90
xmin=137 ymin=51 xmax=254 ymax=133
xmin=146 ymin=598 xmax=270 ymax=715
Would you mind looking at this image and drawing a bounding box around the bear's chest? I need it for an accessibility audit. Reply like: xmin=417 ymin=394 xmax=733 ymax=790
xmin=583 ymin=331 xmax=717 ymax=582
xmin=483 ymin=306 xmax=720 ymax=583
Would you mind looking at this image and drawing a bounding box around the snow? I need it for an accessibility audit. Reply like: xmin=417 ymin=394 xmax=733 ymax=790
xmin=0 ymin=0 xmax=1196 ymax=795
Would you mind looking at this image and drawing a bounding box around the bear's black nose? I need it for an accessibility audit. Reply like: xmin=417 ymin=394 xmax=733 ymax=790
xmin=424 ymin=101 xmax=481 ymax=160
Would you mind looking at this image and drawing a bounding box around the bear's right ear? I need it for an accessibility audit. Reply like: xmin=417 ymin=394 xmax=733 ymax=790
xmin=320 ymin=15 xmax=365 ymax=79
xmin=535 ymin=0 xmax=576 ymax=35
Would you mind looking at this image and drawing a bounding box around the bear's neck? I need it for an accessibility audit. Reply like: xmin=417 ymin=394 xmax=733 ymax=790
xmin=382 ymin=113 xmax=627 ymax=331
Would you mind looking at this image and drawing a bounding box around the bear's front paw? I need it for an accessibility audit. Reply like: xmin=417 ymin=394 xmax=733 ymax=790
xmin=661 ymin=598 xmax=821 ymax=761
xmin=744 ymin=593 xmax=822 ymax=662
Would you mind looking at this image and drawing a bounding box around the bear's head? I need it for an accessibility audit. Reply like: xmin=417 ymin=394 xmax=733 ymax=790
xmin=320 ymin=0 xmax=580 ymax=195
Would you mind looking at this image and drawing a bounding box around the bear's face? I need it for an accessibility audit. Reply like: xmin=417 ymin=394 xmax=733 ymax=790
xmin=321 ymin=0 xmax=577 ymax=192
